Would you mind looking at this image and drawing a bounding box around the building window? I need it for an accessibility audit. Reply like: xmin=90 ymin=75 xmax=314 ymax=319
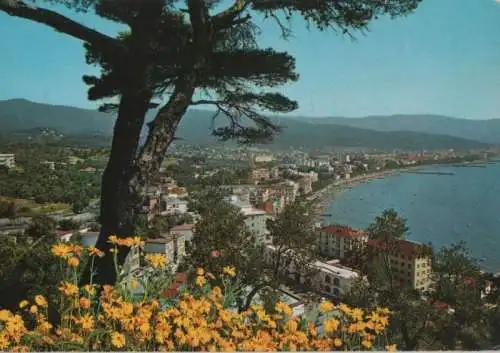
xmin=333 ymin=288 xmax=340 ymax=297
xmin=324 ymin=285 xmax=331 ymax=293
xmin=333 ymin=278 xmax=340 ymax=286
xmin=325 ymin=275 xmax=331 ymax=283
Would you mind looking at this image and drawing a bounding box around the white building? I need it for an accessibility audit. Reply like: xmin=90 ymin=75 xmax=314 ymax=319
xmin=144 ymin=233 xmax=186 ymax=271
xmin=0 ymin=154 xmax=15 ymax=169
xmin=170 ymin=223 xmax=195 ymax=243
xmin=161 ymin=196 xmax=189 ymax=215
xmin=227 ymin=195 xmax=273 ymax=244
xmin=263 ymin=244 xmax=359 ymax=299
xmin=247 ymin=286 xmax=306 ymax=317
xmin=316 ymin=224 xmax=368 ymax=260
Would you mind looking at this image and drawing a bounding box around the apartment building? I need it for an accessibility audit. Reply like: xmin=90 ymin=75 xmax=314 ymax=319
xmin=0 ymin=154 xmax=15 ymax=169
xmin=298 ymin=176 xmax=313 ymax=195
xmin=227 ymin=195 xmax=273 ymax=244
xmin=367 ymin=238 xmax=433 ymax=291
xmin=263 ymin=244 xmax=359 ymax=299
xmin=316 ymin=224 xmax=368 ymax=260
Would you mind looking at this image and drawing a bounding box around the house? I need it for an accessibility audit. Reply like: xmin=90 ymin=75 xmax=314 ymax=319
xmin=263 ymin=244 xmax=359 ymax=299
xmin=161 ymin=272 xmax=188 ymax=299
xmin=0 ymin=154 xmax=15 ymax=169
xmin=247 ymin=286 xmax=306 ymax=317
xmin=144 ymin=233 xmax=186 ymax=271
xmin=316 ymin=224 xmax=368 ymax=260
xmin=367 ymin=238 xmax=433 ymax=292
xmin=170 ymin=223 xmax=195 ymax=243
xmin=160 ymin=196 xmax=189 ymax=215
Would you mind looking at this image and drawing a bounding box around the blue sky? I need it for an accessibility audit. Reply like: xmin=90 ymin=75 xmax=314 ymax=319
xmin=1 ymin=0 xmax=499 ymax=119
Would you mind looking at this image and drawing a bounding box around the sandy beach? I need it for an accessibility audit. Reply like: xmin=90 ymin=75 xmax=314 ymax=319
xmin=308 ymin=166 xmax=424 ymax=224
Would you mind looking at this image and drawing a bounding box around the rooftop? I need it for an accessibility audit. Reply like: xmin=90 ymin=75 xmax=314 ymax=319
xmin=367 ymin=238 xmax=431 ymax=258
xmin=314 ymin=260 xmax=359 ymax=280
xmin=171 ymin=223 xmax=195 ymax=232
xmin=320 ymin=224 xmax=367 ymax=238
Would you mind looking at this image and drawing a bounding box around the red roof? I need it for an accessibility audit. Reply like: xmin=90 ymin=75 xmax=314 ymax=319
xmin=367 ymin=238 xmax=429 ymax=258
xmin=171 ymin=224 xmax=195 ymax=232
xmin=433 ymin=300 xmax=448 ymax=311
xmin=161 ymin=272 xmax=188 ymax=299
xmin=320 ymin=224 xmax=367 ymax=238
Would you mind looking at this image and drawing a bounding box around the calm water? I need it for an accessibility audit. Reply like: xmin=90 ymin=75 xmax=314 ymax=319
xmin=325 ymin=163 xmax=500 ymax=272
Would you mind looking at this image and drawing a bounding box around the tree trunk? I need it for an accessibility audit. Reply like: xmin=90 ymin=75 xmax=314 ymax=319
xmin=82 ymin=78 xmax=196 ymax=287
xmin=80 ymin=90 xmax=151 ymax=286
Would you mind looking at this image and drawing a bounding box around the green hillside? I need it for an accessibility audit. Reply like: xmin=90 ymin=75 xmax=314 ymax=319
xmin=0 ymin=99 xmax=492 ymax=151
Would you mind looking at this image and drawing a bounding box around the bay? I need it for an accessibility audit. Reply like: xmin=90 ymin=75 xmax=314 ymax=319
xmin=324 ymin=163 xmax=500 ymax=272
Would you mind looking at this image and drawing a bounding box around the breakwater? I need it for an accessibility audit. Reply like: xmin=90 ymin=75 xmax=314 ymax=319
xmin=405 ymin=171 xmax=455 ymax=176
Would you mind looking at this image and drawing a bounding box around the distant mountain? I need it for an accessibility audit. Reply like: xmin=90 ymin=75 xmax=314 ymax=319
xmin=294 ymin=114 xmax=500 ymax=144
xmin=0 ymin=99 xmax=115 ymax=134
xmin=0 ymin=99 xmax=492 ymax=151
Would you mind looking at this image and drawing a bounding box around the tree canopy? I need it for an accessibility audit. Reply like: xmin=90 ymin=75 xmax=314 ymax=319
xmin=1 ymin=0 xmax=423 ymax=285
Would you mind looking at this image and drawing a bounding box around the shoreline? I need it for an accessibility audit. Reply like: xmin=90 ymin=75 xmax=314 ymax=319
xmin=308 ymin=160 xmax=492 ymax=224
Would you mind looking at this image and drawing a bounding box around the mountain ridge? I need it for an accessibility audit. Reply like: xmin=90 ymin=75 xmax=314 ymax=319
xmin=0 ymin=99 xmax=494 ymax=151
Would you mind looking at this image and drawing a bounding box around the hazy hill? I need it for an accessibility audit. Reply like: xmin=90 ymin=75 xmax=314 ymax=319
xmin=0 ymin=99 xmax=492 ymax=151
xmin=296 ymin=114 xmax=500 ymax=144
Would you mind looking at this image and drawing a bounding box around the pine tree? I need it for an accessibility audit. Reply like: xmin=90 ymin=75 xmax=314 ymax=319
xmin=1 ymin=0 xmax=422 ymax=285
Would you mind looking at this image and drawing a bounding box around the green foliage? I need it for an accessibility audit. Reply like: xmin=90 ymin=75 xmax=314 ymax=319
xmin=183 ymin=188 xmax=263 ymax=304
xmin=0 ymin=235 xmax=63 ymax=312
xmin=0 ymin=143 xmax=101 ymax=211
xmin=25 ymin=215 xmax=57 ymax=238
xmin=367 ymin=208 xmax=409 ymax=241
xmin=0 ymin=200 xmax=19 ymax=218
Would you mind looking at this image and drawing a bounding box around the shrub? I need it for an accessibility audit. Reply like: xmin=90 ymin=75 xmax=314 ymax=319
xmin=0 ymin=237 xmax=396 ymax=351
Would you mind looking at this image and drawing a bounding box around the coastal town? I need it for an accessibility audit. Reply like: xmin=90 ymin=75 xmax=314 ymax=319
xmin=1 ymin=143 xmax=498 ymax=321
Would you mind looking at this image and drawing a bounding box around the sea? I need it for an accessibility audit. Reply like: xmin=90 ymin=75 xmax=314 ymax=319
xmin=324 ymin=162 xmax=500 ymax=273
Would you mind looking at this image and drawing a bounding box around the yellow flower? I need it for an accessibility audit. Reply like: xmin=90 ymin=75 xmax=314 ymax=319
xmin=284 ymin=319 xmax=298 ymax=332
xmin=0 ymin=333 xmax=9 ymax=350
xmin=334 ymin=338 xmax=343 ymax=347
xmin=0 ymin=309 xmax=11 ymax=321
xmin=58 ymin=282 xmax=79 ymax=296
xmin=108 ymin=235 xmax=120 ymax=245
xmin=319 ymin=300 xmax=334 ymax=313
xmin=110 ymin=332 xmax=126 ymax=348
xmin=145 ymin=253 xmax=167 ymax=269
xmin=338 ymin=303 xmax=351 ymax=315
xmin=196 ymin=267 xmax=205 ymax=276
xmin=350 ymin=307 xmax=364 ymax=321
xmin=275 ymin=301 xmax=293 ymax=316
xmin=51 ymin=244 xmax=72 ymax=258
xmin=67 ymin=256 xmax=80 ymax=267
xmin=386 ymin=344 xmax=397 ymax=351
xmin=18 ymin=300 xmax=29 ymax=309
xmin=88 ymin=246 xmax=104 ymax=257
xmin=29 ymin=305 xmax=38 ymax=314
xmin=34 ymin=295 xmax=47 ymax=307
xmin=79 ymin=314 xmax=94 ymax=330
xmin=362 ymin=339 xmax=373 ymax=349
xmin=323 ymin=318 xmax=340 ymax=334
xmin=222 ymin=266 xmax=236 ymax=277
xmin=196 ymin=276 xmax=207 ymax=287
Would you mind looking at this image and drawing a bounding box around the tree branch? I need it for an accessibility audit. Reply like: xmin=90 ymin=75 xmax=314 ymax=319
xmin=0 ymin=0 xmax=125 ymax=55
